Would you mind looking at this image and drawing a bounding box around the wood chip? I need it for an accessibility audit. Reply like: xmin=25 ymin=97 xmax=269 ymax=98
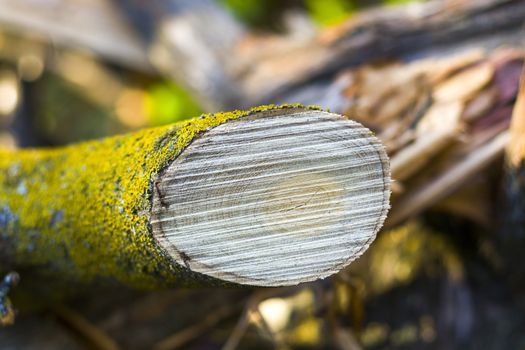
xmin=391 ymin=127 xmax=459 ymax=181
xmin=506 ymin=67 xmax=525 ymax=167
xmin=433 ymin=63 xmax=494 ymax=103
xmin=416 ymin=101 xmax=464 ymax=136
xmin=374 ymin=75 xmax=421 ymax=123
xmin=462 ymin=87 xmax=498 ymax=122
xmin=426 ymin=49 xmax=485 ymax=84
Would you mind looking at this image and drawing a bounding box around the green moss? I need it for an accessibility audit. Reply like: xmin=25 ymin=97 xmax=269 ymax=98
xmin=145 ymin=81 xmax=202 ymax=126
xmin=305 ymin=0 xmax=355 ymax=27
xmin=0 ymin=104 xmax=320 ymax=289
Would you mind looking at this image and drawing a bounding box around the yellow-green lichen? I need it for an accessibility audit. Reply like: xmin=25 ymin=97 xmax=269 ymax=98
xmin=0 ymin=104 xmax=320 ymax=289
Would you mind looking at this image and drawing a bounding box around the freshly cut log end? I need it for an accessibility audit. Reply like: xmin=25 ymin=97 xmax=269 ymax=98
xmin=151 ymin=108 xmax=391 ymax=286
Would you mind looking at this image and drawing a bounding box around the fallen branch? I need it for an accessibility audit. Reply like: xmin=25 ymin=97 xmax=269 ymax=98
xmin=0 ymin=105 xmax=390 ymax=288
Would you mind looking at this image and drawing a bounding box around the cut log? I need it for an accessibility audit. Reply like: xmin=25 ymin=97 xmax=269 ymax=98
xmin=0 ymin=105 xmax=390 ymax=288
xmin=115 ymin=0 xmax=246 ymax=111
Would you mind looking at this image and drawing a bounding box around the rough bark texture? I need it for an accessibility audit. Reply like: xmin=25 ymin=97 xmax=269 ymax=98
xmin=0 ymin=104 xmax=319 ymax=289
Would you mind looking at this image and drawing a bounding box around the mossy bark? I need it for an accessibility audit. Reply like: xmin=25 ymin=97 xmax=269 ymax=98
xmin=0 ymin=104 xmax=319 ymax=290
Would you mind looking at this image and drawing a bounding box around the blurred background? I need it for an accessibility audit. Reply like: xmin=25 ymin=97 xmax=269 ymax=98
xmin=1 ymin=0 xmax=525 ymax=349
xmin=0 ymin=0 xmax=415 ymax=147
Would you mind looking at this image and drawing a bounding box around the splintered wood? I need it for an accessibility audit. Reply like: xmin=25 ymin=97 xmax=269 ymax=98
xmin=337 ymin=48 xmax=524 ymax=226
xmin=151 ymin=109 xmax=390 ymax=286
